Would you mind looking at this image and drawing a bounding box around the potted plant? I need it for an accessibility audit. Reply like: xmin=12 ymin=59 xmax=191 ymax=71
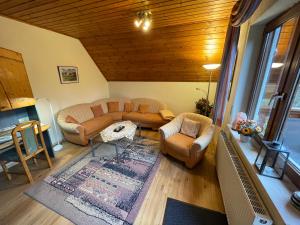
xmin=195 ymin=98 xmax=213 ymax=117
xmin=236 ymin=119 xmax=262 ymax=142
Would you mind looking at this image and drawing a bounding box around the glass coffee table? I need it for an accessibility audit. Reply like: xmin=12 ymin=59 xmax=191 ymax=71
xmin=89 ymin=121 xmax=138 ymax=162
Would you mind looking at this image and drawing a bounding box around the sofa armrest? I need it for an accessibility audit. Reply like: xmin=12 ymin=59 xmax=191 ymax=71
xmin=193 ymin=124 xmax=215 ymax=150
xmin=159 ymin=109 xmax=175 ymax=121
xmin=159 ymin=116 xmax=182 ymax=139
xmin=58 ymin=121 xmax=82 ymax=134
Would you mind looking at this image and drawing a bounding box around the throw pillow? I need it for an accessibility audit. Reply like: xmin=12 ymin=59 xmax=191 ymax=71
xmin=65 ymin=115 xmax=79 ymax=124
xmin=159 ymin=109 xmax=175 ymax=121
xmin=138 ymin=104 xmax=150 ymax=113
xmin=180 ymin=117 xmax=201 ymax=138
xmin=107 ymin=102 xmax=119 ymax=112
xmin=91 ymin=104 xmax=104 ymax=117
xmin=124 ymin=102 xmax=133 ymax=112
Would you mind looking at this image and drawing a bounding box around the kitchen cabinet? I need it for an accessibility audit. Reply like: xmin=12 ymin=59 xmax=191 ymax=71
xmin=0 ymin=48 xmax=35 ymax=111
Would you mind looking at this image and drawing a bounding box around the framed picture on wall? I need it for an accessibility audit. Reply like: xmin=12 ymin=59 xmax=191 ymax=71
xmin=57 ymin=66 xmax=79 ymax=84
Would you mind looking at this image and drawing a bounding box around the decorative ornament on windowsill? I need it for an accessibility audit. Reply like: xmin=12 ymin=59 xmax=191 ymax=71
xmin=232 ymin=112 xmax=247 ymax=130
xmin=255 ymin=140 xmax=289 ymax=179
xmin=235 ymin=119 xmax=262 ymax=143
xmin=291 ymin=191 xmax=300 ymax=211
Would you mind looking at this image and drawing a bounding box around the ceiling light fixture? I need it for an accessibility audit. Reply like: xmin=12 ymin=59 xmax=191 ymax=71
xmin=134 ymin=19 xmax=142 ymax=28
xmin=271 ymin=62 xmax=284 ymax=68
xmin=134 ymin=11 xmax=152 ymax=32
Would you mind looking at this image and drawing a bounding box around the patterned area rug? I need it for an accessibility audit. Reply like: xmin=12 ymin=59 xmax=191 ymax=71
xmin=25 ymin=137 xmax=160 ymax=225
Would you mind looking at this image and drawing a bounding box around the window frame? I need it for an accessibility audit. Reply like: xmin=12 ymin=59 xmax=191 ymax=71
xmin=247 ymin=4 xmax=300 ymax=188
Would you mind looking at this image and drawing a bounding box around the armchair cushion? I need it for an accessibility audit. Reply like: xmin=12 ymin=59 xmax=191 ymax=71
xmin=165 ymin=133 xmax=194 ymax=158
xmin=180 ymin=118 xmax=201 ymax=138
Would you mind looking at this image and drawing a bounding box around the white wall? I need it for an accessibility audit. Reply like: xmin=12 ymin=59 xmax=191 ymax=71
xmin=0 ymin=16 xmax=109 ymax=143
xmin=109 ymin=82 xmax=217 ymax=115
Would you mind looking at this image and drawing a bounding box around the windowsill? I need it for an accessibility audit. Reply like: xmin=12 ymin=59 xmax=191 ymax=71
xmin=226 ymin=125 xmax=300 ymax=225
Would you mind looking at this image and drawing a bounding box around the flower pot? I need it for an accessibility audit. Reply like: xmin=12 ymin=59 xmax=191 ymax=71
xmin=240 ymin=134 xmax=250 ymax=143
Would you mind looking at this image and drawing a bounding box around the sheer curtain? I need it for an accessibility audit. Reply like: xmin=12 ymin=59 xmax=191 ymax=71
xmin=213 ymin=0 xmax=262 ymax=126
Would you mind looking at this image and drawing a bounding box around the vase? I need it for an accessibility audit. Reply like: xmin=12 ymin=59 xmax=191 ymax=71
xmin=240 ymin=134 xmax=250 ymax=143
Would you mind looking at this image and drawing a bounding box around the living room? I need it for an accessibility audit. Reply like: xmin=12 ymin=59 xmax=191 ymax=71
xmin=0 ymin=1 xmax=300 ymax=225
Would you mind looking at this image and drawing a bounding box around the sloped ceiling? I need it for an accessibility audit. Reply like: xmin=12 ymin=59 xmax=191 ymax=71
xmin=0 ymin=0 xmax=236 ymax=81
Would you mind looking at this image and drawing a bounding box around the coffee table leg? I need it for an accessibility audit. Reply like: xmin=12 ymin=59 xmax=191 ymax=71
xmin=115 ymin=144 xmax=119 ymax=163
xmin=139 ymin=123 xmax=142 ymax=136
xmin=89 ymin=138 xmax=95 ymax=157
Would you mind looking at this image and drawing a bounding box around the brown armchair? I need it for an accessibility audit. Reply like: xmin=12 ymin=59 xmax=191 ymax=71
xmin=159 ymin=113 xmax=214 ymax=168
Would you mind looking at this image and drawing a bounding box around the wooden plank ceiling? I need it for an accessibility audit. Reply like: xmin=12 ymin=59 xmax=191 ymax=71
xmin=0 ymin=0 xmax=236 ymax=82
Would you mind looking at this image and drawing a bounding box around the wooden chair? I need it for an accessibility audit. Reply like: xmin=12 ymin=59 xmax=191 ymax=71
xmin=0 ymin=121 xmax=52 ymax=183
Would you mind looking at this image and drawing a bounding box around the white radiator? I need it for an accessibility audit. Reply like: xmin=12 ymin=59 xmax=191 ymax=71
xmin=216 ymin=131 xmax=273 ymax=225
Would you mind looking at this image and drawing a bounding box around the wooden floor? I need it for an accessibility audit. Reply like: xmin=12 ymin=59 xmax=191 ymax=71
xmin=0 ymin=130 xmax=224 ymax=225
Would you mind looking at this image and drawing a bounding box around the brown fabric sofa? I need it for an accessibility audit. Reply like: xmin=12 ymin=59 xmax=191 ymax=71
xmin=57 ymin=98 xmax=173 ymax=145
xmin=159 ymin=113 xmax=214 ymax=168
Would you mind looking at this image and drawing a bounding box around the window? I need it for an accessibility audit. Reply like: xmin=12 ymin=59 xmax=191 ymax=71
xmin=248 ymin=5 xmax=300 ymax=187
xmin=280 ymin=75 xmax=300 ymax=168
xmin=252 ymin=18 xmax=297 ymax=136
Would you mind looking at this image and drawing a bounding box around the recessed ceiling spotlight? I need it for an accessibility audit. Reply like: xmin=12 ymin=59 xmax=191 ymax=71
xmin=134 ymin=11 xmax=152 ymax=32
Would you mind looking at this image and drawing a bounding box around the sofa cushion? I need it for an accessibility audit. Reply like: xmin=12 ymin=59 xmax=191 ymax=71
xmin=159 ymin=109 xmax=175 ymax=121
xmin=81 ymin=115 xmax=113 ymax=136
xmin=124 ymin=102 xmax=133 ymax=112
xmin=58 ymin=103 xmax=94 ymax=123
xmin=131 ymin=98 xmax=166 ymax=113
xmin=138 ymin=104 xmax=150 ymax=113
xmin=180 ymin=118 xmax=201 ymax=138
xmin=107 ymin=102 xmax=119 ymax=113
xmin=165 ymin=133 xmax=194 ymax=158
xmin=107 ymin=112 xmax=123 ymax=121
xmin=123 ymin=112 xmax=166 ymax=125
xmin=90 ymin=104 xmax=104 ymax=117
xmin=93 ymin=98 xmax=131 ymax=113
xmin=65 ymin=115 xmax=80 ymax=124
